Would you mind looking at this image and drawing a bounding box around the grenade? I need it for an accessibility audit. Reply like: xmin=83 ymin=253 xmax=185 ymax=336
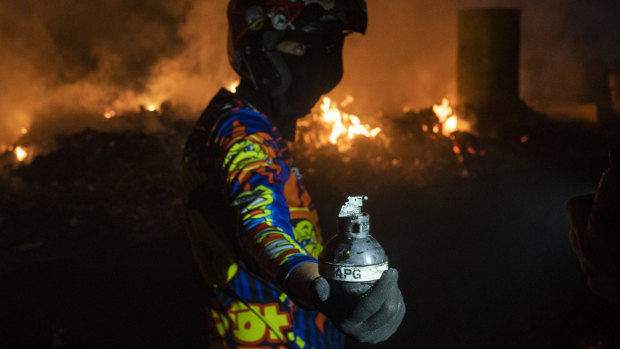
xmin=318 ymin=196 xmax=388 ymax=296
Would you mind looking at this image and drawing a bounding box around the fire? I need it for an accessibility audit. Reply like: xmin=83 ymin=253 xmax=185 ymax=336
xmin=229 ymin=80 xmax=239 ymax=93
xmin=432 ymin=98 xmax=453 ymax=124
xmin=20 ymin=127 xmax=28 ymax=135
xmin=444 ymin=116 xmax=457 ymax=132
xmin=296 ymin=95 xmax=384 ymax=153
xmin=432 ymin=98 xmax=471 ymax=137
xmin=104 ymin=110 xmax=116 ymax=119
xmin=318 ymin=96 xmax=381 ymax=151
xmin=147 ymin=104 xmax=157 ymax=112
xmin=14 ymin=146 xmax=28 ymax=162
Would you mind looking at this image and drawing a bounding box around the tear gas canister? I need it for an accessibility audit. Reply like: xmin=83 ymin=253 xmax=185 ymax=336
xmin=318 ymin=196 xmax=388 ymax=296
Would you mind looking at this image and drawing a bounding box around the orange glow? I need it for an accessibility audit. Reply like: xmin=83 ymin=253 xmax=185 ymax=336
xmin=147 ymin=104 xmax=157 ymax=112
xmin=297 ymin=96 xmax=384 ymax=153
xmin=319 ymin=96 xmax=381 ymax=151
xmin=104 ymin=110 xmax=116 ymax=119
xmin=229 ymin=80 xmax=239 ymax=93
xmin=520 ymin=136 xmax=529 ymax=143
xmin=340 ymin=95 xmax=354 ymax=107
xmin=444 ymin=116 xmax=458 ymax=134
xmin=432 ymin=98 xmax=452 ymax=123
xmin=432 ymin=98 xmax=471 ymax=137
xmin=20 ymin=127 xmax=28 ymax=135
xmin=14 ymin=146 xmax=28 ymax=162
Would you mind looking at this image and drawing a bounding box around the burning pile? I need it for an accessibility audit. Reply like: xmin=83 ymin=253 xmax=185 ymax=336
xmin=0 ymin=77 xmax=505 ymax=197
xmin=1 ymin=90 xmax=486 ymax=197
xmin=297 ymin=96 xmax=385 ymax=152
xmin=293 ymin=94 xmax=486 ymax=191
xmin=297 ymin=95 xmax=478 ymax=155
xmin=0 ymin=97 xmax=193 ymax=171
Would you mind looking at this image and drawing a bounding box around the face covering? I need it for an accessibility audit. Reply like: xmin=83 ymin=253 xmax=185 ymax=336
xmin=271 ymin=32 xmax=345 ymax=139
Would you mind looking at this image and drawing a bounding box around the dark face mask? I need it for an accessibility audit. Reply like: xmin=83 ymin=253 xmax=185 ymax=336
xmin=271 ymin=32 xmax=345 ymax=138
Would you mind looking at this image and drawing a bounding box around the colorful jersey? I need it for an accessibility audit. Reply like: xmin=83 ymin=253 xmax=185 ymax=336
xmin=182 ymin=89 xmax=344 ymax=349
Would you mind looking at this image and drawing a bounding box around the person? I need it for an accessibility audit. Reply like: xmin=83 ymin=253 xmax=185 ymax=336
xmin=567 ymin=150 xmax=620 ymax=306
xmin=181 ymin=0 xmax=405 ymax=348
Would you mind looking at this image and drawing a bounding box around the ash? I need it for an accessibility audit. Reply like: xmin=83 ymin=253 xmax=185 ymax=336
xmin=1 ymin=104 xmax=619 ymax=348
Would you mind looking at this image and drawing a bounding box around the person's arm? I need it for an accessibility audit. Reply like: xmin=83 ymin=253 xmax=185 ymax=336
xmin=567 ymin=168 xmax=620 ymax=305
xmin=214 ymin=109 xmax=317 ymax=295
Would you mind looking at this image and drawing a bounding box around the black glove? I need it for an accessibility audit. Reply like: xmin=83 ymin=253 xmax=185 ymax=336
xmin=311 ymin=268 xmax=406 ymax=344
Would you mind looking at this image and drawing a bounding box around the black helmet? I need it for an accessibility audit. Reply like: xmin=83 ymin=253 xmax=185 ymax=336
xmin=227 ymin=0 xmax=367 ymax=94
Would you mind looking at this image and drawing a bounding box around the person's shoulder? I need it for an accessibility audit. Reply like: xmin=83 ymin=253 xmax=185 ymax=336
xmin=186 ymin=89 xmax=277 ymax=154
xmin=198 ymin=88 xmax=238 ymax=127
xmin=203 ymin=89 xmax=271 ymax=129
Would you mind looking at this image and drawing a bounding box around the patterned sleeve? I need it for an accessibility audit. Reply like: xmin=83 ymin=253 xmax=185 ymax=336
xmin=212 ymin=107 xmax=317 ymax=286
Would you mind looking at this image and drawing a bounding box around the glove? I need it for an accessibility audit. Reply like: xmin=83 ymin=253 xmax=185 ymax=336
xmin=310 ymin=268 xmax=406 ymax=344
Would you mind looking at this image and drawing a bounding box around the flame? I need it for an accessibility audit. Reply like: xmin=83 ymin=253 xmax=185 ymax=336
xmin=20 ymin=127 xmax=28 ymax=135
xmin=444 ymin=116 xmax=458 ymax=133
xmin=319 ymin=96 xmax=381 ymax=151
xmin=14 ymin=146 xmax=28 ymax=162
xmin=432 ymin=98 xmax=452 ymax=124
xmin=432 ymin=98 xmax=471 ymax=137
xmin=104 ymin=110 xmax=117 ymax=119
xmin=147 ymin=104 xmax=157 ymax=112
xmin=296 ymin=95 xmax=384 ymax=153
xmin=229 ymin=80 xmax=239 ymax=93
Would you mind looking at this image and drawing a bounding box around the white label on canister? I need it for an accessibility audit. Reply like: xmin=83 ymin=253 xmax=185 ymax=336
xmin=320 ymin=262 xmax=388 ymax=282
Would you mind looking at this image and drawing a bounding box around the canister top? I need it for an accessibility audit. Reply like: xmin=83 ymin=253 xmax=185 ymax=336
xmin=338 ymin=195 xmax=368 ymax=217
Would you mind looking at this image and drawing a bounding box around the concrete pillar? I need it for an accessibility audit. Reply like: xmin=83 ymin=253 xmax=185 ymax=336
xmin=457 ymin=8 xmax=521 ymax=136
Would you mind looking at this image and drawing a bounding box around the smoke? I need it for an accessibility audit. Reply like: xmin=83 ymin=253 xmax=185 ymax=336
xmin=0 ymin=0 xmax=232 ymax=146
xmin=0 ymin=0 xmax=618 ymax=146
xmin=335 ymin=0 xmax=620 ymax=114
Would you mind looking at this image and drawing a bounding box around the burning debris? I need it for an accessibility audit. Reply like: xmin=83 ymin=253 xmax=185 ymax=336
xmin=293 ymin=94 xmax=492 ymax=193
xmin=298 ymin=95 xmax=476 ymax=157
xmin=431 ymin=98 xmax=471 ymax=137
xmin=13 ymin=146 xmax=28 ymax=162
xmin=297 ymin=96 xmax=384 ymax=153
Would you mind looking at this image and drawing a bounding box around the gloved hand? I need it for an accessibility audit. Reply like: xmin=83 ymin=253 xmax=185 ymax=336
xmin=310 ymin=268 xmax=406 ymax=344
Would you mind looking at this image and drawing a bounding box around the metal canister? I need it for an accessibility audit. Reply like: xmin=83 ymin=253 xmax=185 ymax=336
xmin=318 ymin=196 xmax=388 ymax=296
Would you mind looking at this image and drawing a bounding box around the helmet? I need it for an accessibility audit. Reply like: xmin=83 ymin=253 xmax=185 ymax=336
xmin=227 ymin=0 xmax=367 ymax=94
